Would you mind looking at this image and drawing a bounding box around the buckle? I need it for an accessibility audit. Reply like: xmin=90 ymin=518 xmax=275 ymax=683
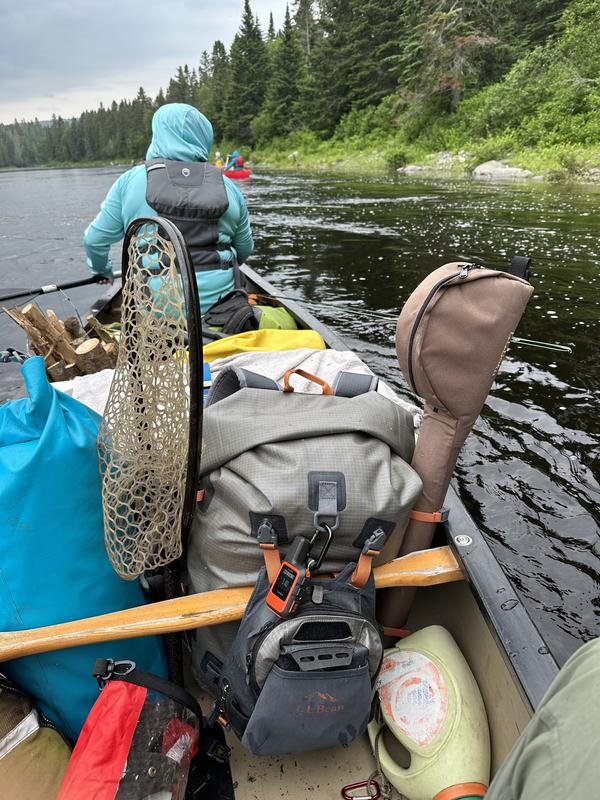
xmin=362 ymin=527 xmax=388 ymax=555
xmin=257 ymin=519 xmax=278 ymax=547
xmin=204 ymin=737 xmax=231 ymax=764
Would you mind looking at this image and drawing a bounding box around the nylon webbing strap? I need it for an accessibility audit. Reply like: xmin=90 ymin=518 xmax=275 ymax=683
xmin=351 ymin=549 xmax=377 ymax=587
xmin=261 ymin=544 xmax=281 ymax=584
xmin=409 ymin=508 xmax=449 ymax=524
xmin=318 ymin=481 xmax=338 ymax=517
xmin=351 ymin=527 xmax=388 ymax=587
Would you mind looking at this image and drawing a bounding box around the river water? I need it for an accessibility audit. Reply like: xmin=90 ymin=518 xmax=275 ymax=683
xmin=1 ymin=166 xmax=598 ymax=665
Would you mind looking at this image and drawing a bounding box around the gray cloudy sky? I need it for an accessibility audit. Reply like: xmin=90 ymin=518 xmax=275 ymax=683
xmin=0 ymin=0 xmax=287 ymax=124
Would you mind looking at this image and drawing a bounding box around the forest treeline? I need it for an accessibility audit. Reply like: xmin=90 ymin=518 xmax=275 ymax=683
xmin=1 ymin=0 xmax=599 ymax=171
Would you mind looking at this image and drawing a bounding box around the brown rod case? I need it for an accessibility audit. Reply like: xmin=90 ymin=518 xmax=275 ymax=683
xmin=379 ymin=261 xmax=533 ymax=629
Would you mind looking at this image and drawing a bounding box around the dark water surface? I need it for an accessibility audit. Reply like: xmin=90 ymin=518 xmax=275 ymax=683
xmin=1 ymin=166 xmax=598 ymax=665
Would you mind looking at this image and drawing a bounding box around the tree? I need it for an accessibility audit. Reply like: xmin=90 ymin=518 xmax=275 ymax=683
xmin=292 ymin=0 xmax=318 ymax=63
xmin=196 ymin=41 xmax=232 ymax=141
xmin=222 ymin=0 xmax=268 ymax=143
xmin=254 ymin=5 xmax=304 ymax=141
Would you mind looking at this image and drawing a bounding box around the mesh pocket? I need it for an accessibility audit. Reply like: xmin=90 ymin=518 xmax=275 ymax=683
xmin=241 ymin=663 xmax=371 ymax=756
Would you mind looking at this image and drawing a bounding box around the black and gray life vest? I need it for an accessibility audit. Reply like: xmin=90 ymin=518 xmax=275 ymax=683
xmin=145 ymin=158 xmax=233 ymax=270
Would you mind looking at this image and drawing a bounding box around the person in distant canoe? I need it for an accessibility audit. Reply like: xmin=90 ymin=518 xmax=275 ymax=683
xmin=225 ymin=150 xmax=245 ymax=171
xmin=215 ymin=150 xmax=224 ymax=168
xmin=83 ymin=103 xmax=254 ymax=312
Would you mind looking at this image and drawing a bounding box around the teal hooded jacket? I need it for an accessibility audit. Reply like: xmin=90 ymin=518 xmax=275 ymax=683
xmin=83 ymin=104 xmax=254 ymax=312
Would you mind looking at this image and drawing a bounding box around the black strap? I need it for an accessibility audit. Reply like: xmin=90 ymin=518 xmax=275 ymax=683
xmin=508 ymin=255 xmax=531 ymax=281
xmin=92 ymin=659 xmax=203 ymax=722
xmin=203 ymin=290 xmax=257 ymax=334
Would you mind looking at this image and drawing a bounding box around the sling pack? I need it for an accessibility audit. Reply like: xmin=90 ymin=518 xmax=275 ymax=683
xmin=57 ymin=660 xmax=207 ymax=800
xmin=187 ymin=365 xmax=422 ymax=690
xmin=212 ymin=561 xmax=382 ymax=756
xmin=0 ymin=675 xmax=71 ymax=800
xmin=145 ymin=158 xmax=234 ymax=270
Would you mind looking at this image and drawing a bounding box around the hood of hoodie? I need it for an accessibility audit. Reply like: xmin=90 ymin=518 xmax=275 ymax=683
xmin=146 ymin=103 xmax=213 ymax=162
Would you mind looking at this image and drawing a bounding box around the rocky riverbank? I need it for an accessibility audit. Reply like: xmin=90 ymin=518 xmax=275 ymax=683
xmin=395 ymin=150 xmax=600 ymax=183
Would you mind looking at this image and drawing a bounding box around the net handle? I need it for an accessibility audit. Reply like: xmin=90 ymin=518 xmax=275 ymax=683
xmin=122 ymin=217 xmax=203 ymax=553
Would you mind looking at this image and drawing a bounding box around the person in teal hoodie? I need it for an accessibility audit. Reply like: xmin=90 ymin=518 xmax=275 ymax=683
xmin=83 ymin=103 xmax=254 ymax=312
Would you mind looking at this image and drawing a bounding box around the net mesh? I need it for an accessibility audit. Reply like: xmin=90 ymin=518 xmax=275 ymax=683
xmin=98 ymin=222 xmax=191 ymax=579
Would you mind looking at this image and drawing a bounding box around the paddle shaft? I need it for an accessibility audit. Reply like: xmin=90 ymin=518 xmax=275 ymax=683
xmin=0 ymin=272 xmax=122 ymax=303
xmin=0 ymin=546 xmax=462 ymax=663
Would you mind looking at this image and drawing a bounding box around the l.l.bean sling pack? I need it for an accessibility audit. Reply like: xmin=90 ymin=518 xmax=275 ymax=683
xmin=212 ymin=561 xmax=382 ymax=756
xmin=187 ymin=365 xmax=422 ymax=690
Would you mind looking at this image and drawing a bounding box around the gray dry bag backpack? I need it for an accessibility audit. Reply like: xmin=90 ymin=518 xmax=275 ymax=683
xmin=187 ymin=365 xmax=422 ymax=691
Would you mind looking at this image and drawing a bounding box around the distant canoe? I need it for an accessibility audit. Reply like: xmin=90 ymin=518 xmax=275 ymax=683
xmin=223 ymin=168 xmax=251 ymax=180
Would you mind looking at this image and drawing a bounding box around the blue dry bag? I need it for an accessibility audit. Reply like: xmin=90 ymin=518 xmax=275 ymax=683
xmin=0 ymin=357 xmax=167 ymax=740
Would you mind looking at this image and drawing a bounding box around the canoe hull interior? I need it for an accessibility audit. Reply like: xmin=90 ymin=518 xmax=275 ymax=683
xmin=90 ymin=262 xmax=557 ymax=796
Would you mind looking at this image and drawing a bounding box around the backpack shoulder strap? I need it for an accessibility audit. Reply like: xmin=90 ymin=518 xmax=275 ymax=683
xmin=206 ymin=367 xmax=280 ymax=406
xmin=332 ymin=371 xmax=379 ymax=397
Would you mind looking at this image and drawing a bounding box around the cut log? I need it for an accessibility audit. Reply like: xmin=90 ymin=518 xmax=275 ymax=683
xmin=46 ymin=360 xmax=78 ymax=382
xmin=85 ymin=314 xmax=116 ymax=345
xmin=4 ymin=306 xmax=51 ymax=357
xmin=46 ymin=309 xmax=66 ymax=337
xmin=75 ymin=338 xmax=113 ymax=373
xmin=63 ymin=316 xmax=85 ymax=340
xmin=21 ymin=303 xmax=80 ymax=367
xmin=102 ymin=341 xmax=118 ymax=367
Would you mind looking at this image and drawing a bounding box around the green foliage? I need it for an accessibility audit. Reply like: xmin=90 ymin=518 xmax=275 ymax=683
xmin=1 ymin=0 xmax=599 ymax=177
xmin=222 ymin=0 xmax=268 ymax=144
xmin=253 ymin=7 xmax=304 ymax=142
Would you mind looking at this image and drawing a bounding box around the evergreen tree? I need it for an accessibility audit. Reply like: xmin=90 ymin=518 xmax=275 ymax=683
xmin=292 ymin=0 xmax=318 ymax=63
xmin=267 ymin=12 xmax=276 ymax=41
xmin=223 ymin=0 xmax=268 ymax=143
xmin=254 ymin=5 xmax=304 ymax=141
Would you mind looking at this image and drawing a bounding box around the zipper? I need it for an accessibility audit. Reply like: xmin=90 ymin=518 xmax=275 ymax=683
xmin=249 ymin=608 xmax=381 ymax=695
xmin=406 ymin=263 xmax=482 ymax=393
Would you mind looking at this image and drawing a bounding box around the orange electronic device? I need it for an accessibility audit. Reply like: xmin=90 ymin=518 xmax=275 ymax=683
xmin=266 ymin=528 xmax=332 ymax=618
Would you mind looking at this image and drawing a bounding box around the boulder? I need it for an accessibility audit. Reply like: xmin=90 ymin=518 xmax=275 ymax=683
xmin=473 ymin=160 xmax=533 ymax=180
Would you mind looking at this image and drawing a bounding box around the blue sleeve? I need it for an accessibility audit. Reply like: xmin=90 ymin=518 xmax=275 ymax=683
xmin=230 ymin=185 xmax=254 ymax=265
xmin=83 ymin=174 xmax=127 ymax=276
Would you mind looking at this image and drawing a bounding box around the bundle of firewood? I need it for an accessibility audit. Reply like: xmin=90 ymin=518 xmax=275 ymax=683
xmin=4 ymin=302 xmax=118 ymax=381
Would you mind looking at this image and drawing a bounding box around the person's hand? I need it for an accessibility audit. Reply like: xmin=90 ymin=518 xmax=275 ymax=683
xmin=97 ymin=276 xmax=114 ymax=285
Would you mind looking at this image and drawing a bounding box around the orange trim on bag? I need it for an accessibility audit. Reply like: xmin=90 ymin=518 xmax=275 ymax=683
xmin=410 ymin=509 xmax=445 ymax=523
xmin=351 ymin=550 xmax=376 ymax=588
xmin=433 ymin=782 xmax=488 ymax=800
xmin=260 ymin=544 xmax=282 ymax=583
xmin=282 ymin=368 xmax=334 ymax=395
xmin=383 ymin=626 xmax=411 ymax=640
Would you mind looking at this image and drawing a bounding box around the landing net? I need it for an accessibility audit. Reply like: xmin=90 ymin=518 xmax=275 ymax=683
xmin=98 ymin=219 xmax=201 ymax=580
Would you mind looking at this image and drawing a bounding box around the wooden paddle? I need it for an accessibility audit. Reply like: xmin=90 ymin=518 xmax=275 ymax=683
xmin=0 ymin=546 xmax=462 ymax=663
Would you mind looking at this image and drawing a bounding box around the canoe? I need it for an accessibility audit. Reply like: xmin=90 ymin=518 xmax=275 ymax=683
xmin=87 ymin=262 xmax=560 ymax=798
xmin=223 ymin=168 xmax=251 ymax=180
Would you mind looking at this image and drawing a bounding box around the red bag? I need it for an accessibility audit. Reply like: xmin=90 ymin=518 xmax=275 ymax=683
xmin=58 ymin=659 xmax=203 ymax=800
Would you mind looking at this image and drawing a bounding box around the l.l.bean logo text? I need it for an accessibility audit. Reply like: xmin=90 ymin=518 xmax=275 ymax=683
xmin=296 ymin=691 xmax=344 ymax=714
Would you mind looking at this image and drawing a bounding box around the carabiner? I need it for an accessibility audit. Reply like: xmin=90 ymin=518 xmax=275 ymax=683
xmin=307 ymin=523 xmax=333 ymax=572
xmin=341 ymin=778 xmax=380 ymax=800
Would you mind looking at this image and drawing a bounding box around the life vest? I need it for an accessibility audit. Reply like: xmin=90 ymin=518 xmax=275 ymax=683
xmin=234 ymin=155 xmax=244 ymax=167
xmin=145 ymin=158 xmax=233 ymax=270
